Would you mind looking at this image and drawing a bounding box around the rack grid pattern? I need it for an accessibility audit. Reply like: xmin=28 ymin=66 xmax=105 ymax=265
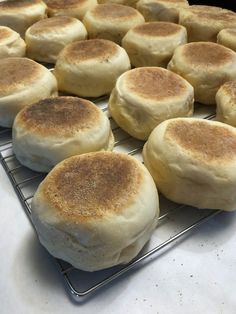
xmin=0 ymin=101 xmax=221 ymax=300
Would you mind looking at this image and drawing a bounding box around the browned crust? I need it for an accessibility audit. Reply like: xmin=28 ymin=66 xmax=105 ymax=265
xmin=133 ymin=22 xmax=184 ymax=37
xmin=185 ymin=5 xmax=236 ymax=23
xmin=90 ymin=4 xmax=140 ymax=19
xmin=40 ymin=152 xmax=143 ymax=221
xmin=182 ymin=42 xmax=235 ymax=66
xmin=60 ymin=39 xmax=118 ymax=62
xmin=0 ymin=26 xmax=13 ymax=40
xmin=0 ymin=0 xmax=43 ymax=9
xmin=220 ymin=80 xmax=236 ymax=102
xmin=44 ymin=0 xmax=87 ymax=9
xmin=0 ymin=58 xmax=43 ymax=96
xmin=166 ymin=119 xmax=236 ymax=161
xmin=156 ymin=0 xmax=188 ymax=3
xmin=125 ymin=67 xmax=188 ymax=100
xmin=17 ymin=97 xmax=101 ymax=137
xmin=28 ymin=16 xmax=77 ymax=34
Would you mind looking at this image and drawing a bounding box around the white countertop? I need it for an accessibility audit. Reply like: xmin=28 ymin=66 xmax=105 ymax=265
xmin=1 ymin=163 xmax=236 ymax=314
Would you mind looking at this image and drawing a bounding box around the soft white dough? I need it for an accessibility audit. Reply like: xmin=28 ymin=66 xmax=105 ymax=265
xmin=0 ymin=26 xmax=26 ymax=58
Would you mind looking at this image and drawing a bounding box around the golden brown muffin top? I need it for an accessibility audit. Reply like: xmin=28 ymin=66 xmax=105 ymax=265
xmin=0 ymin=58 xmax=44 ymax=97
xmin=182 ymin=42 xmax=235 ymax=66
xmin=166 ymin=119 xmax=236 ymax=161
xmin=123 ymin=67 xmax=190 ymax=101
xmin=39 ymin=152 xmax=143 ymax=221
xmin=58 ymin=39 xmax=118 ymax=63
xmin=90 ymin=3 xmax=141 ymax=19
xmin=45 ymin=0 xmax=87 ymax=9
xmin=16 ymin=96 xmax=102 ymax=137
xmin=27 ymin=16 xmax=78 ymax=34
xmin=132 ymin=22 xmax=184 ymax=37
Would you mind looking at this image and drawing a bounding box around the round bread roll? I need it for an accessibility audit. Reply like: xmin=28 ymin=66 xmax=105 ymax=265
xmin=31 ymin=151 xmax=160 ymax=271
xmin=25 ymin=16 xmax=87 ymax=63
xmin=12 ymin=97 xmax=114 ymax=172
xmin=54 ymin=39 xmax=131 ymax=97
xmin=179 ymin=5 xmax=236 ymax=42
xmin=143 ymin=118 xmax=236 ymax=211
xmin=122 ymin=22 xmax=187 ymax=68
xmin=0 ymin=26 xmax=26 ymax=58
xmin=0 ymin=0 xmax=47 ymax=38
xmin=98 ymin=0 xmax=138 ymax=8
xmin=83 ymin=4 xmax=145 ymax=45
xmin=109 ymin=67 xmax=194 ymax=140
xmin=136 ymin=0 xmax=189 ymax=23
xmin=216 ymin=81 xmax=236 ymax=127
xmin=44 ymin=0 xmax=97 ymax=20
xmin=0 ymin=57 xmax=58 ymax=128
xmin=167 ymin=42 xmax=236 ymax=105
xmin=217 ymin=28 xmax=236 ymax=52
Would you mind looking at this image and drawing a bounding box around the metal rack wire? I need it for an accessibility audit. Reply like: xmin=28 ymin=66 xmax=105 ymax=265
xmin=0 ymin=100 xmax=221 ymax=301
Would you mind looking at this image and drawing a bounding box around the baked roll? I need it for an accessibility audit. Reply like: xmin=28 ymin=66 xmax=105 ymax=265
xmin=179 ymin=5 xmax=236 ymax=42
xmin=109 ymin=67 xmax=194 ymax=140
xmin=216 ymin=80 xmax=236 ymax=127
xmin=0 ymin=26 xmax=26 ymax=58
xmin=217 ymin=28 xmax=236 ymax=52
xmin=13 ymin=96 xmax=114 ymax=172
xmin=45 ymin=0 xmax=97 ymax=20
xmin=136 ymin=0 xmax=189 ymax=23
xmin=122 ymin=22 xmax=187 ymax=68
xmin=0 ymin=0 xmax=47 ymax=37
xmin=25 ymin=16 xmax=87 ymax=63
xmin=31 ymin=152 xmax=159 ymax=271
xmin=54 ymin=39 xmax=131 ymax=97
xmin=0 ymin=57 xmax=57 ymax=128
xmin=83 ymin=4 xmax=145 ymax=45
xmin=168 ymin=42 xmax=236 ymax=105
xmin=143 ymin=118 xmax=236 ymax=211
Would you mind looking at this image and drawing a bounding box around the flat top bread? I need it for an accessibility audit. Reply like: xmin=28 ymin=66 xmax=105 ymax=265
xmin=27 ymin=16 xmax=78 ymax=34
xmin=89 ymin=3 xmax=141 ymax=19
xmin=124 ymin=67 xmax=190 ymax=101
xmin=60 ymin=39 xmax=118 ymax=62
xmin=0 ymin=58 xmax=42 ymax=97
xmin=0 ymin=0 xmax=44 ymax=10
xmin=44 ymin=0 xmax=87 ymax=9
xmin=132 ymin=22 xmax=184 ymax=37
xmin=182 ymin=42 xmax=235 ymax=66
xmin=40 ymin=152 xmax=143 ymax=222
xmin=165 ymin=119 xmax=236 ymax=161
xmin=17 ymin=97 xmax=101 ymax=137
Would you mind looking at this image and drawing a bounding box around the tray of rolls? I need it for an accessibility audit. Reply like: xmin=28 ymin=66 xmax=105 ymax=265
xmin=0 ymin=0 xmax=236 ymax=301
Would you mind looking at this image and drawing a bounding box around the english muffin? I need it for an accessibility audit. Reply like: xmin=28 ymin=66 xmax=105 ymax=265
xmin=25 ymin=16 xmax=87 ymax=63
xmin=109 ymin=67 xmax=194 ymax=140
xmin=83 ymin=4 xmax=145 ymax=44
xmin=143 ymin=118 xmax=236 ymax=211
xmin=45 ymin=0 xmax=97 ymax=20
xmin=179 ymin=5 xmax=236 ymax=42
xmin=0 ymin=0 xmax=47 ymax=37
xmin=54 ymin=39 xmax=131 ymax=97
xmin=13 ymin=97 xmax=114 ymax=172
xmin=0 ymin=57 xmax=58 ymax=128
xmin=122 ymin=22 xmax=187 ymax=68
xmin=0 ymin=26 xmax=26 ymax=58
xmin=168 ymin=42 xmax=236 ymax=105
xmin=136 ymin=0 xmax=189 ymax=23
xmin=216 ymin=80 xmax=236 ymax=127
xmin=217 ymin=28 xmax=236 ymax=52
xmin=31 ymin=152 xmax=160 ymax=271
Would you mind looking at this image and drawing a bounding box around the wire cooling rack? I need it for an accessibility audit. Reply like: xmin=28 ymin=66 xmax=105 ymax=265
xmin=0 ymin=98 xmax=222 ymax=301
